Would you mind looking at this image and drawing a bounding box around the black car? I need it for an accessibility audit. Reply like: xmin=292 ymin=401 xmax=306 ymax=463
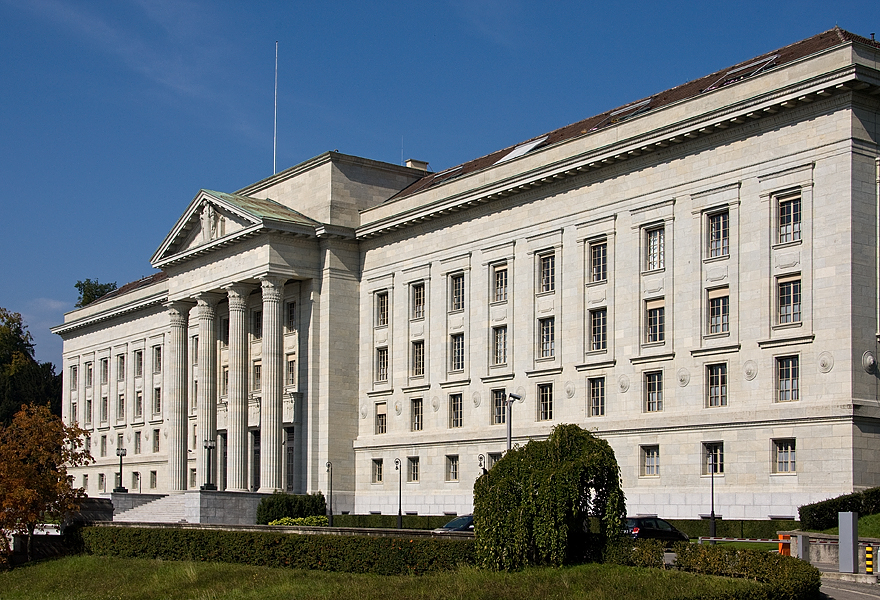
xmin=433 ymin=514 xmax=474 ymax=532
xmin=625 ymin=517 xmax=689 ymax=543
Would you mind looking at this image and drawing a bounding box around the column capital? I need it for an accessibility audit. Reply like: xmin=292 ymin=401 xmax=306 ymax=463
xmin=164 ymin=301 xmax=193 ymax=326
xmin=223 ymin=283 xmax=256 ymax=309
xmin=193 ymin=291 xmax=224 ymax=308
xmin=259 ymin=275 xmax=285 ymax=302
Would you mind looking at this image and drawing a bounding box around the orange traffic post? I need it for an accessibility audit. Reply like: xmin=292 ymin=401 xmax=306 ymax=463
xmin=778 ymin=534 xmax=790 ymax=556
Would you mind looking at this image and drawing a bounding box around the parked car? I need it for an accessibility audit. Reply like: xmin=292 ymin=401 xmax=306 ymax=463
xmin=625 ymin=516 xmax=689 ymax=543
xmin=434 ymin=514 xmax=474 ymax=532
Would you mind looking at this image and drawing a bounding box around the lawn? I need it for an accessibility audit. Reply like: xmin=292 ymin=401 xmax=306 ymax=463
xmin=0 ymin=555 xmax=765 ymax=600
xmin=821 ymin=512 xmax=880 ymax=538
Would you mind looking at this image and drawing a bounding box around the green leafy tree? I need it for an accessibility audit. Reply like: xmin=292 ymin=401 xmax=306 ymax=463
xmin=473 ymin=424 xmax=626 ymax=570
xmin=0 ymin=404 xmax=93 ymax=565
xmin=0 ymin=309 xmax=62 ymax=424
xmin=74 ymin=279 xmax=117 ymax=308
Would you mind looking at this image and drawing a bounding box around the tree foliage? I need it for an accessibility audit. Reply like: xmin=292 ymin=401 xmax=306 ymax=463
xmin=74 ymin=279 xmax=117 ymax=308
xmin=473 ymin=424 xmax=626 ymax=570
xmin=0 ymin=404 xmax=93 ymax=565
xmin=0 ymin=308 xmax=62 ymax=424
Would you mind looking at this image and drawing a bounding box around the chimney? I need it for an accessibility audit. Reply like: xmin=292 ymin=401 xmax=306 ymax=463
xmin=405 ymin=159 xmax=429 ymax=172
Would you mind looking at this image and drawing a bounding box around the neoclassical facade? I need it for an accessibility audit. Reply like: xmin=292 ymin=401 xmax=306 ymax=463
xmin=54 ymin=28 xmax=880 ymax=520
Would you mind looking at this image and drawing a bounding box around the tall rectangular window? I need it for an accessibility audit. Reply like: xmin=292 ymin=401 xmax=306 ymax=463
xmin=411 ymin=341 xmax=425 ymax=376
xmin=150 ymin=471 xmax=157 ymax=488
xmin=539 ymin=317 xmax=555 ymax=358
xmin=590 ymin=308 xmax=607 ymax=351
xmin=646 ymin=226 xmax=665 ymax=271
xmin=376 ymin=347 xmax=389 ymax=382
xmin=707 ymin=364 xmax=728 ymax=407
xmin=220 ymin=318 xmax=229 ymax=346
xmin=372 ymin=458 xmax=384 ymax=483
xmin=540 ymin=253 xmax=555 ymax=293
xmin=100 ymin=435 xmax=107 ymax=457
xmin=191 ymin=337 xmax=198 ymax=365
xmin=375 ymin=402 xmax=387 ymax=434
xmin=708 ymin=288 xmax=729 ymax=334
xmin=641 ymin=445 xmax=660 ymax=476
xmin=135 ymin=391 xmax=143 ymax=418
xmin=85 ymin=362 xmax=93 ymax=387
xmin=85 ymin=397 xmax=92 ymax=424
xmin=117 ymin=394 xmax=125 ymax=421
xmin=450 ymin=333 xmax=465 ymax=372
xmin=778 ymin=196 xmax=801 ymax=243
xmin=590 ymin=241 xmax=607 ymax=283
xmin=287 ymin=301 xmax=297 ymax=331
xmin=449 ymin=393 xmax=463 ymax=428
xmin=778 ymin=277 xmax=801 ymax=324
xmin=117 ymin=355 xmax=125 ymax=380
xmin=152 ymin=429 xmax=160 ymax=453
xmin=70 ymin=365 xmax=78 ymax=389
xmin=645 ymin=371 xmax=663 ymax=412
xmin=703 ymin=442 xmax=724 ymax=475
xmin=589 ymin=377 xmax=605 ymax=417
xmin=774 ymin=439 xmax=796 ymax=473
xmin=252 ymin=362 xmax=262 ymax=391
xmin=252 ymin=310 xmax=263 ymax=338
xmin=134 ymin=431 xmax=141 ymax=454
xmin=493 ymin=265 xmax=508 ymax=302
xmin=411 ymin=398 xmax=423 ymax=431
xmin=221 ymin=366 xmax=229 ymax=395
xmin=100 ymin=396 xmax=108 ymax=422
xmin=450 ymin=274 xmax=465 ymax=311
xmin=492 ymin=326 xmax=507 ymax=365
xmin=492 ymin=389 xmax=506 ymax=424
xmin=100 ymin=358 xmax=109 ymax=384
xmin=411 ymin=283 xmax=425 ymax=319
xmin=286 ymin=355 xmax=296 ymax=385
xmin=408 ymin=457 xmax=420 ymax=482
xmin=446 ymin=455 xmax=459 ymax=481
xmin=708 ymin=211 xmax=729 ymax=257
xmin=98 ymin=473 xmax=106 ymax=492
xmin=153 ymin=387 xmax=161 ymax=415
xmin=645 ymin=299 xmax=665 ymax=343
xmin=538 ymin=383 xmax=553 ymax=421
xmin=777 ymin=356 xmax=799 ymax=402
xmin=134 ymin=350 xmax=143 ymax=377
xmin=375 ymin=291 xmax=389 ymax=327
xmin=152 ymin=346 xmax=162 ymax=373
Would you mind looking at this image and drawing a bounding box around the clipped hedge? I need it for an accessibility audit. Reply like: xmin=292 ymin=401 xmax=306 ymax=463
xmin=269 ymin=516 xmax=329 ymax=527
xmin=331 ymin=514 xmax=454 ymax=530
xmin=674 ymin=542 xmax=821 ymax=600
xmin=799 ymin=486 xmax=880 ymax=531
xmin=667 ymin=519 xmax=799 ymax=540
xmin=80 ymin=526 xmax=474 ymax=575
xmin=256 ymin=491 xmax=326 ymax=525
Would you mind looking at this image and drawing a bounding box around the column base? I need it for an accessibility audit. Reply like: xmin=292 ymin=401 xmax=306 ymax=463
xmin=112 ymin=487 xmax=128 ymax=493
xmin=200 ymin=483 xmax=217 ymax=491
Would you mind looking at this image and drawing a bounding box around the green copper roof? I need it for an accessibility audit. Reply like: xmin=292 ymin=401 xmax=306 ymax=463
xmin=204 ymin=190 xmax=320 ymax=227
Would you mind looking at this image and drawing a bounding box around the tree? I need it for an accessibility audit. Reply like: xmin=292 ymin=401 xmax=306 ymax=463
xmin=74 ymin=279 xmax=117 ymax=308
xmin=0 ymin=308 xmax=62 ymax=424
xmin=0 ymin=404 xmax=92 ymax=565
xmin=473 ymin=424 xmax=626 ymax=570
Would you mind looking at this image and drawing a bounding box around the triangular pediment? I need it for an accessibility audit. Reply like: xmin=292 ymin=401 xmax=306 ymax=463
xmin=150 ymin=190 xmax=321 ymax=268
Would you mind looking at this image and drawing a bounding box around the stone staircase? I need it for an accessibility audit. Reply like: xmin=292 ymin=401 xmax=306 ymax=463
xmin=114 ymin=494 xmax=189 ymax=523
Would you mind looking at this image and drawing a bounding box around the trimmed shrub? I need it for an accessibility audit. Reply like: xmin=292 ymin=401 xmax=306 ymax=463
xmin=673 ymin=542 xmax=821 ymax=600
xmin=603 ymin=538 xmax=666 ymax=569
xmin=332 ymin=514 xmax=453 ymax=530
xmin=667 ymin=519 xmax=799 ymax=540
xmin=474 ymin=424 xmax=626 ymax=570
xmin=269 ymin=516 xmax=329 ymax=527
xmin=799 ymin=486 xmax=880 ymax=531
xmin=81 ymin=525 xmax=474 ymax=575
xmin=256 ymin=491 xmax=326 ymax=525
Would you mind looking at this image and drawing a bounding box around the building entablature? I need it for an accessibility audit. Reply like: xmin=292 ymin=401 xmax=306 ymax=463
xmin=357 ymin=45 xmax=880 ymax=240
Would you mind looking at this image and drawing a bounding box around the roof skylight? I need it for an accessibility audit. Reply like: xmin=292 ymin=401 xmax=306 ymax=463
xmin=494 ymin=136 xmax=549 ymax=165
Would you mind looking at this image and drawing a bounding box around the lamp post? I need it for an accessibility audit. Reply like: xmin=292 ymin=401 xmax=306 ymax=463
xmin=326 ymin=461 xmax=333 ymax=527
xmin=202 ymin=439 xmax=217 ymax=490
xmin=505 ymin=393 xmax=522 ymax=451
xmin=478 ymin=454 xmax=487 ymax=475
xmin=394 ymin=458 xmax=402 ymax=529
xmin=113 ymin=448 xmax=128 ymax=493
xmin=708 ymin=449 xmax=717 ymax=542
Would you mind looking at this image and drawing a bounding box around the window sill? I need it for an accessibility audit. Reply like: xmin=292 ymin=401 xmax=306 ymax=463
xmin=535 ymin=290 xmax=556 ymax=298
xmin=585 ymin=279 xmax=608 ymax=288
xmin=641 ymin=268 xmax=665 ymax=276
xmin=488 ymin=299 xmax=508 ymax=307
xmin=770 ymin=472 xmax=797 ymax=477
xmin=772 ymin=240 xmax=802 ymax=251
xmin=702 ymin=254 xmax=729 ymax=264
xmin=772 ymin=322 xmax=802 ymax=332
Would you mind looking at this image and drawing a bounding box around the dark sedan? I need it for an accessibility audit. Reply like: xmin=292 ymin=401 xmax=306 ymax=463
xmin=625 ymin=516 xmax=689 ymax=543
xmin=433 ymin=514 xmax=474 ymax=532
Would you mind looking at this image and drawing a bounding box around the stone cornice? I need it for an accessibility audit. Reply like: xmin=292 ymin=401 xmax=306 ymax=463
xmin=356 ymin=62 xmax=876 ymax=240
xmin=50 ymin=291 xmax=168 ymax=337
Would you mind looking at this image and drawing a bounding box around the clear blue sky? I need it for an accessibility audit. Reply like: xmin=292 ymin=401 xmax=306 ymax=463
xmin=1 ymin=0 xmax=876 ymax=368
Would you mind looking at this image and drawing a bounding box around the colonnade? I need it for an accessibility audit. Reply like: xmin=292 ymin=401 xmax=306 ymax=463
xmin=165 ymin=276 xmax=287 ymax=493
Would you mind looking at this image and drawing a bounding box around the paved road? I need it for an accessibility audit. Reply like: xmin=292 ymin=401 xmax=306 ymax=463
xmin=821 ymin=580 xmax=880 ymax=600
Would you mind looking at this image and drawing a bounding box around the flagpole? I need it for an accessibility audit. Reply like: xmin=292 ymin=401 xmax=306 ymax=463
xmin=273 ymin=41 xmax=278 ymax=174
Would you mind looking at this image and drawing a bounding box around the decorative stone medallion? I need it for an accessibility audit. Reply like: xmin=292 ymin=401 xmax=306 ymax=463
xmin=677 ymin=368 xmax=690 ymax=387
xmin=863 ymin=351 xmax=876 ymax=374
xmin=565 ymin=381 xmax=576 ymax=399
xmin=432 ymin=396 xmax=440 ymax=412
xmin=360 ymin=405 xmax=367 ymax=419
xmin=817 ymin=351 xmax=834 ymax=374
xmin=472 ymin=392 xmax=481 ymax=407
xmin=515 ymin=386 xmax=526 ymax=402
xmin=743 ymin=360 xmax=758 ymax=381
xmin=394 ymin=400 xmax=402 ymax=415
xmin=618 ymin=375 xmax=630 ymax=393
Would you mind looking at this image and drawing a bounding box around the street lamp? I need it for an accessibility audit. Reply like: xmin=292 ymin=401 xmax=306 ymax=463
xmin=394 ymin=458 xmax=402 ymax=529
xmin=201 ymin=439 xmax=217 ymax=491
xmin=326 ymin=461 xmax=333 ymax=527
xmin=505 ymin=393 xmax=522 ymax=451
xmin=708 ymin=449 xmax=717 ymax=542
xmin=113 ymin=448 xmax=128 ymax=493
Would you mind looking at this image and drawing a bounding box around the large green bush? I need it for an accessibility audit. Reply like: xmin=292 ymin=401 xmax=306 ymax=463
xmin=667 ymin=519 xmax=799 ymax=540
xmin=256 ymin=491 xmax=326 ymax=525
xmin=332 ymin=514 xmax=453 ymax=529
xmin=473 ymin=424 xmax=626 ymax=570
xmin=80 ymin=526 xmax=474 ymax=575
xmin=799 ymin=486 xmax=880 ymax=531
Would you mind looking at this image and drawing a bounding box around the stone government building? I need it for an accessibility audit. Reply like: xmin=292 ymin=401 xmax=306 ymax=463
xmin=53 ymin=28 xmax=880 ymax=522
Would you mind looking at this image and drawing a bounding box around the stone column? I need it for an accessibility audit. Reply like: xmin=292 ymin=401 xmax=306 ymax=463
xmin=224 ymin=284 xmax=251 ymax=492
xmin=194 ymin=293 xmax=221 ymax=489
xmin=259 ymin=276 xmax=284 ymax=492
xmin=166 ymin=302 xmax=190 ymax=492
